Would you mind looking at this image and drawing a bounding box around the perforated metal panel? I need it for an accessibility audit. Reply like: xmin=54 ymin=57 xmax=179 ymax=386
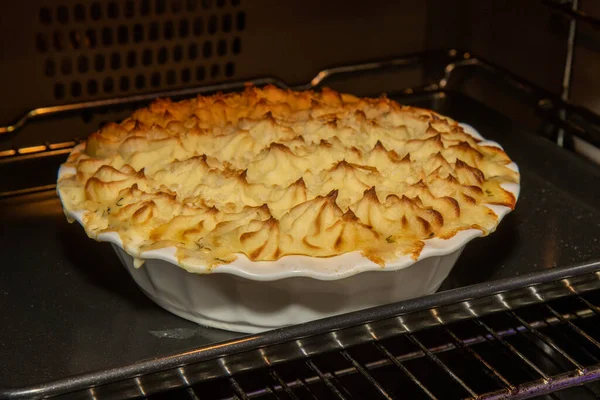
xmin=32 ymin=0 xmax=245 ymax=102
xmin=0 ymin=0 xmax=436 ymax=129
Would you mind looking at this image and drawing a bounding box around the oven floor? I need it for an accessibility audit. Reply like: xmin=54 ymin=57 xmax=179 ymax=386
xmin=2 ymin=91 xmax=600 ymax=390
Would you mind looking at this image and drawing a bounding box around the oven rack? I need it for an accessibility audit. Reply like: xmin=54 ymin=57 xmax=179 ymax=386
xmin=170 ymin=297 xmax=600 ymax=400
xmin=35 ymin=269 xmax=600 ymax=400
xmin=1 ymin=49 xmax=599 ymax=162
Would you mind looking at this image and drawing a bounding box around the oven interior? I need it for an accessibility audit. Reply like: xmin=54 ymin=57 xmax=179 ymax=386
xmin=1 ymin=1 xmax=600 ymax=399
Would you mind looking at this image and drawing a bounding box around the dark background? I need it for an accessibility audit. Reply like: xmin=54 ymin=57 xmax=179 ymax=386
xmin=0 ymin=0 xmax=598 ymax=151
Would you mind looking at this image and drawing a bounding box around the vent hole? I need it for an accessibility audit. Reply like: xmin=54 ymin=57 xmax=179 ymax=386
xmin=196 ymin=65 xmax=205 ymax=81
xmin=94 ymin=54 xmax=106 ymax=71
xmin=127 ymin=50 xmax=137 ymax=68
xmin=179 ymin=19 xmax=189 ymax=38
xmin=181 ymin=68 xmax=191 ymax=83
xmin=236 ymin=12 xmax=245 ymax=31
xmin=141 ymin=0 xmax=151 ymax=16
xmin=118 ymin=25 xmax=129 ymax=44
xmin=74 ymin=4 xmax=85 ymax=21
xmin=202 ymin=0 xmax=212 ymax=9
xmin=39 ymin=7 xmax=52 ymax=24
xmin=54 ymin=83 xmax=65 ymax=99
xmin=151 ymin=72 xmax=161 ymax=87
xmin=171 ymin=0 xmax=183 ymax=13
xmin=142 ymin=49 xmax=153 ymax=65
xmin=217 ymin=39 xmax=226 ymax=56
xmin=210 ymin=64 xmax=220 ymax=78
xmin=135 ymin=74 xmax=146 ymax=89
xmin=60 ymin=57 xmax=72 ymax=75
xmin=53 ymin=31 xmax=64 ymax=51
xmin=57 ymin=6 xmax=69 ymax=24
xmin=225 ymin=62 xmax=234 ymax=77
xmin=107 ymin=2 xmax=119 ymax=18
xmin=156 ymin=0 xmax=166 ymax=14
xmin=186 ymin=0 xmax=198 ymax=11
xmin=102 ymin=27 xmax=113 ymax=46
xmin=222 ymin=14 xmax=232 ymax=33
xmin=133 ymin=24 xmax=144 ymax=42
xmin=164 ymin=21 xmax=174 ymax=40
xmin=91 ymin=2 xmax=102 ymax=20
xmin=203 ymin=41 xmax=212 ymax=58
xmin=120 ymin=76 xmax=130 ymax=91
xmin=44 ymin=59 xmax=56 ymax=77
xmin=87 ymin=79 xmax=98 ymax=95
xmin=125 ymin=0 xmax=135 ymax=18
xmin=69 ymin=30 xmax=82 ymax=49
xmin=103 ymin=77 xmax=114 ymax=93
xmin=111 ymin=52 xmax=121 ymax=69
xmin=193 ymin=17 xmax=203 ymax=36
xmin=158 ymin=47 xmax=168 ymax=64
xmin=208 ymin=15 xmax=218 ymax=34
xmin=36 ymin=33 xmax=49 ymax=53
xmin=232 ymin=37 xmax=241 ymax=54
xmin=173 ymin=45 xmax=183 ymax=62
xmin=85 ymin=29 xmax=97 ymax=48
xmin=216 ymin=0 xmax=225 ymax=8
xmin=166 ymin=70 xmax=176 ymax=85
xmin=78 ymin=55 xmax=89 ymax=73
xmin=71 ymin=81 xmax=82 ymax=97
xmin=188 ymin=43 xmax=198 ymax=60
xmin=149 ymin=22 xmax=160 ymax=41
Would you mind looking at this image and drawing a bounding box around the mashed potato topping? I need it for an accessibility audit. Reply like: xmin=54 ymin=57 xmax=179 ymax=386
xmin=57 ymin=85 xmax=519 ymax=268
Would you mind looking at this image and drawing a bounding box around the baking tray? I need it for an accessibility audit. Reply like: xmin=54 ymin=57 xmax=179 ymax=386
xmin=1 ymin=89 xmax=600 ymax=398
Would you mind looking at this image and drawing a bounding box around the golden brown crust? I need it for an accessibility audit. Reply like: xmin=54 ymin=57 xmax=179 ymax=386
xmin=57 ymin=85 xmax=519 ymax=266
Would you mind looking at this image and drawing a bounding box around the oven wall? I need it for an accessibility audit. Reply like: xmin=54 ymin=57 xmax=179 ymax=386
xmin=0 ymin=0 xmax=462 ymax=126
xmin=454 ymin=0 xmax=570 ymax=132
xmin=571 ymin=1 xmax=600 ymax=114
xmin=0 ymin=0 xmax=594 ymax=149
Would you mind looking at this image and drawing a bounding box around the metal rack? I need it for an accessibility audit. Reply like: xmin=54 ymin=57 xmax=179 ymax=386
xmin=49 ymin=271 xmax=600 ymax=400
xmin=176 ymin=305 xmax=600 ymax=400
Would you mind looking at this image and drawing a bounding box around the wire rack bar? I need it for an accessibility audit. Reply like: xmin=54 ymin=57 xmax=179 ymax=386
xmin=294 ymin=377 xmax=320 ymax=400
xmin=339 ymin=350 xmax=393 ymax=400
xmin=406 ymin=334 xmax=477 ymax=397
xmin=186 ymin=387 xmax=200 ymax=400
xmin=267 ymin=384 xmax=282 ymax=400
xmin=576 ymin=294 xmax=600 ymax=318
xmin=269 ymin=368 xmax=299 ymax=400
xmin=305 ymin=359 xmax=349 ymax=400
xmin=478 ymin=363 xmax=600 ymax=400
xmin=474 ymin=319 xmax=551 ymax=381
xmin=0 ymin=184 xmax=58 ymax=199
xmin=507 ymin=310 xmax=586 ymax=372
xmin=228 ymin=377 xmax=250 ymax=400
xmin=444 ymin=327 xmax=515 ymax=391
xmin=371 ymin=341 xmax=438 ymax=400
xmin=544 ymin=304 xmax=600 ymax=355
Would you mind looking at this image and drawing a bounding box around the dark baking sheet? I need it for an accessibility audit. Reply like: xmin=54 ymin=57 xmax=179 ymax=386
xmin=1 ymin=90 xmax=600 ymax=398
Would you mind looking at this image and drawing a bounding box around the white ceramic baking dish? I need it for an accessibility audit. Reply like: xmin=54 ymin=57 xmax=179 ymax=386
xmin=58 ymin=123 xmax=520 ymax=333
